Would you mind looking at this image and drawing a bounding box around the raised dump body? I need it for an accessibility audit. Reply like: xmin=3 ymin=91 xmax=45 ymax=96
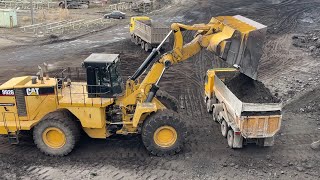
xmin=205 ymin=69 xmax=282 ymax=148
xmin=130 ymin=16 xmax=169 ymax=51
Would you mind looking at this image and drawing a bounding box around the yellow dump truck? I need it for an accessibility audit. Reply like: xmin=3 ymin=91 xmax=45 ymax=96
xmin=204 ymin=69 xmax=282 ymax=148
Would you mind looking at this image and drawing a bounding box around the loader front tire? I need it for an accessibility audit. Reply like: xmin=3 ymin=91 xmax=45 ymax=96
xmin=142 ymin=109 xmax=187 ymax=156
xmin=33 ymin=111 xmax=80 ymax=156
xmin=156 ymin=90 xmax=179 ymax=112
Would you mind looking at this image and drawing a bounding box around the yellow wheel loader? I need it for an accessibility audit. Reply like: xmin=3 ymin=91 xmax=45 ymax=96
xmin=0 ymin=15 xmax=267 ymax=156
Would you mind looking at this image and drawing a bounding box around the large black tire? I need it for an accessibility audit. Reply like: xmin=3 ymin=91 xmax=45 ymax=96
xmin=142 ymin=109 xmax=187 ymax=156
xmin=134 ymin=36 xmax=139 ymax=45
xmin=131 ymin=35 xmax=135 ymax=43
xmin=141 ymin=41 xmax=145 ymax=50
xmin=221 ymin=120 xmax=228 ymax=137
xmin=156 ymin=90 xmax=179 ymax=112
xmin=144 ymin=43 xmax=150 ymax=52
xmin=33 ymin=110 xmax=80 ymax=156
xmin=227 ymin=129 xmax=234 ymax=148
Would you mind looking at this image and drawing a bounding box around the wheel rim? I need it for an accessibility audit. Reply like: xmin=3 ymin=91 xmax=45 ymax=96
xmin=42 ymin=127 xmax=66 ymax=149
xmin=154 ymin=126 xmax=177 ymax=148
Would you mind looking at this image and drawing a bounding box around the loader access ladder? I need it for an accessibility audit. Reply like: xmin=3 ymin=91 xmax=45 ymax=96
xmin=2 ymin=112 xmax=21 ymax=144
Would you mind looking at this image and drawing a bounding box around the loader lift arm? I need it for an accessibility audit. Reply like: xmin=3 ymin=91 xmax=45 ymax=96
xmin=126 ymin=15 xmax=267 ymax=105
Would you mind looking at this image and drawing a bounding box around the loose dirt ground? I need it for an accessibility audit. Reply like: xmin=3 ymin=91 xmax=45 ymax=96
xmin=0 ymin=0 xmax=320 ymax=179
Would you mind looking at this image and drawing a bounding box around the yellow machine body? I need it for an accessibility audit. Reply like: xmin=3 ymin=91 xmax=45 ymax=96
xmin=0 ymin=75 xmax=165 ymax=138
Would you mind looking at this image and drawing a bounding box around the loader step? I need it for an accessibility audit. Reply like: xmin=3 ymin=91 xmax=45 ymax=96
xmin=7 ymin=131 xmax=19 ymax=145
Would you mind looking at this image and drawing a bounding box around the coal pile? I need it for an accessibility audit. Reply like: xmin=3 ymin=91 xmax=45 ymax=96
xmin=225 ymin=73 xmax=280 ymax=103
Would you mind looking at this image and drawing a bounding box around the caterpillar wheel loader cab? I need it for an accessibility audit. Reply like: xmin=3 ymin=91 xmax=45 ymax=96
xmin=83 ymin=53 xmax=124 ymax=98
xmin=0 ymin=15 xmax=266 ymax=156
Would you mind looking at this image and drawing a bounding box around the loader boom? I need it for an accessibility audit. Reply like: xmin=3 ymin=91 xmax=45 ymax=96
xmin=123 ymin=15 xmax=267 ymax=105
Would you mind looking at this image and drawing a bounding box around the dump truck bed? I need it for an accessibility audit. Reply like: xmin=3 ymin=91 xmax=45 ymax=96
xmin=133 ymin=20 xmax=169 ymax=45
xmin=213 ymin=74 xmax=282 ymax=139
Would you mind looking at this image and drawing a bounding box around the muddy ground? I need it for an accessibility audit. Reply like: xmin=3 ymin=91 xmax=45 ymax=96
xmin=0 ymin=0 xmax=320 ymax=179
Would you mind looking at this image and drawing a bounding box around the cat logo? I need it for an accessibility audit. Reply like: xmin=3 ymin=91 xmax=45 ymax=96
xmin=26 ymin=88 xmax=40 ymax=96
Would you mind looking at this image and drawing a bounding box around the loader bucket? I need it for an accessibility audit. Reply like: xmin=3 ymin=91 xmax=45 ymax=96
xmin=208 ymin=15 xmax=267 ymax=80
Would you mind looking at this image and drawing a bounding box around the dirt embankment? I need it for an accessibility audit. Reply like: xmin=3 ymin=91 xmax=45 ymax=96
xmin=226 ymin=73 xmax=280 ymax=103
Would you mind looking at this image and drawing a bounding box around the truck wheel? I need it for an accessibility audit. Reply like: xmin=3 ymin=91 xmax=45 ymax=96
xmin=142 ymin=109 xmax=187 ymax=156
xmin=212 ymin=111 xmax=218 ymax=122
xmin=144 ymin=43 xmax=150 ymax=52
xmin=206 ymin=98 xmax=212 ymax=113
xmin=33 ymin=111 xmax=80 ymax=156
xmin=131 ymin=35 xmax=134 ymax=43
xmin=156 ymin=90 xmax=179 ymax=112
xmin=221 ymin=120 xmax=228 ymax=137
xmin=119 ymin=16 xmax=123 ymax=19
xmin=227 ymin=129 xmax=234 ymax=148
xmin=134 ymin=36 xmax=139 ymax=45
xmin=141 ymin=41 xmax=145 ymax=50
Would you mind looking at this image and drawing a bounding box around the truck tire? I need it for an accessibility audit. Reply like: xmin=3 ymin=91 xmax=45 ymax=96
xmin=221 ymin=120 xmax=228 ymax=137
xmin=141 ymin=41 xmax=145 ymax=50
xmin=144 ymin=43 xmax=150 ymax=52
xmin=206 ymin=98 xmax=212 ymax=113
xmin=33 ymin=111 xmax=80 ymax=156
xmin=134 ymin=36 xmax=139 ymax=45
xmin=142 ymin=109 xmax=187 ymax=156
xmin=227 ymin=129 xmax=234 ymax=148
xmin=156 ymin=90 xmax=179 ymax=112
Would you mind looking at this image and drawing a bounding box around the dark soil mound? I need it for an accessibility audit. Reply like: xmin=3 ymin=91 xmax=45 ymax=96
xmin=225 ymin=73 xmax=280 ymax=103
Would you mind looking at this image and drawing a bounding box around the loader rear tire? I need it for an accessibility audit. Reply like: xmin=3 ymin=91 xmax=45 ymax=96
xmin=156 ymin=90 xmax=179 ymax=112
xmin=33 ymin=110 xmax=80 ymax=156
xmin=142 ymin=109 xmax=187 ymax=156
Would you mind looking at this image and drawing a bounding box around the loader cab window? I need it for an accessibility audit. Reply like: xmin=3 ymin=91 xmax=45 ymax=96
xmin=83 ymin=53 xmax=124 ymax=98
